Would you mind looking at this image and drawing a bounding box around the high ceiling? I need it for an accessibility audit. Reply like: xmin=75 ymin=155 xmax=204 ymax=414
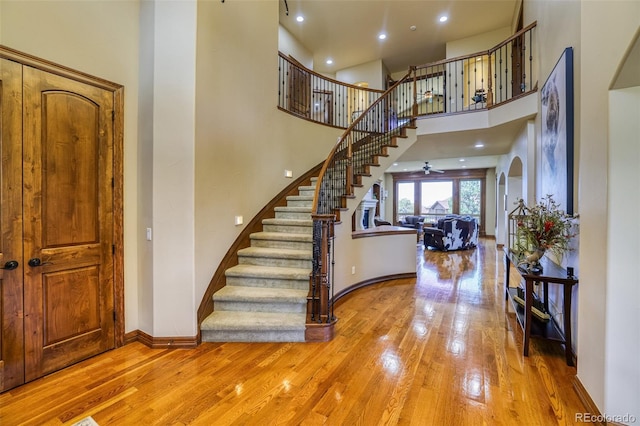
xmin=279 ymin=0 xmax=519 ymax=75
xmin=279 ymin=0 xmax=526 ymax=172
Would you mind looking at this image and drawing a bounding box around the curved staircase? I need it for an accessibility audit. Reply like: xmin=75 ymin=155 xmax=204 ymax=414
xmin=200 ymin=180 xmax=317 ymax=342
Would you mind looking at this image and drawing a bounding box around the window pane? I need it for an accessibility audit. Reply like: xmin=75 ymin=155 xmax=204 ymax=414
xmin=460 ymin=180 xmax=481 ymax=217
xmin=397 ymin=182 xmax=414 ymax=222
xmin=420 ymin=181 xmax=452 ymax=223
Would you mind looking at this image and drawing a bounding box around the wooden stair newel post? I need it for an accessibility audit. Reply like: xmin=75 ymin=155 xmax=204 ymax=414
xmin=310 ymin=214 xmax=335 ymax=323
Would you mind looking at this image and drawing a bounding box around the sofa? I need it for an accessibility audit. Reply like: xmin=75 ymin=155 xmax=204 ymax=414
xmin=423 ymin=215 xmax=479 ymax=251
xmin=398 ymin=215 xmax=425 ymax=230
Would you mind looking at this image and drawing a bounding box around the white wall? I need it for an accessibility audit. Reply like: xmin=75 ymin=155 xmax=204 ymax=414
xmin=0 ymin=0 xmax=142 ymax=332
xmin=278 ymin=25 xmax=313 ymax=69
xmin=606 ymin=86 xmax=640 ymax=419
xmin=446 ymin=26 xmax=511 ymax=58
xmin=194 ymin=1 xmax=342 ymax=316
xmin=151 ymin=1 xmax=197 ymax=336
xmin=576 ymin=1 xmax=639 ymax=414
xmin=336 ymin=59 xmax=386 ymax=90
xmin=0 ymin=0 xmax=342 ymax=338
xmin=484 ymin=168 xmax=497 ymax=237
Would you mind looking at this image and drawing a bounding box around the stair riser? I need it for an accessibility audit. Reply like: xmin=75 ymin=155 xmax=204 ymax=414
xmin=214 ymin=300 xmax=307 ymax=313
xmin=275 ymin=211 xmax=312 ymax=220
xmin=263 ymin=224 xmax=313 ymax=234
xmin=298 ymin=189 xmax=315 ymax=197
xmin=286 ymin=199 xmax=313 ymax=208
xmin=225 ymin=277 xmax=309 ymax=290
xmin=238 ymin=256 xmax=312 ymax=269
xmin=250 ymin=239 xmax=312 ymax=250
xmin=201 ymin=329 xmax=305 ymax=343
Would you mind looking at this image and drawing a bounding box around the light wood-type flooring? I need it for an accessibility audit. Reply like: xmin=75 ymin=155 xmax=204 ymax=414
xmin=0 ymin=238 xmax=589 ymax=425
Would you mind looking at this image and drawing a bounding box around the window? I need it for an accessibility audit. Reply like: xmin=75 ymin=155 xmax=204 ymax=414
xmin=392 ymin=169 xmax=486 ymax=233
xmin=396 ymin=182 xmax=415 ymax=222
xmin=459 ymin=179 xmax=482 ymax=222
xmin=420 ymin=181 xmax=453 ymax=224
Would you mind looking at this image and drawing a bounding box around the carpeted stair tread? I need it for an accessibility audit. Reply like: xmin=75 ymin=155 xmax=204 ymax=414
xmin=201 ymin=311 xmax=306 ymax=331
xmin=225 ymin=264 xmax=311 ymax=280
xmin=286 ymin=195 xmax=314 ymax=202
xmin=250 ymin=232 xmax=312 ymax=242
xmin=237 ymin=246 xmax=312 ymax=260
xmin=262 ymin=218 xmax=313 ymax=226
xmin=273 ymin=206 xmax=312 ymax=213
xmin=214 ymin=285 xmax=307 ymax=303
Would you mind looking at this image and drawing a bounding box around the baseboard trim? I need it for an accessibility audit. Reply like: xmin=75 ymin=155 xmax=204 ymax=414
xmin=124 ymin=330 xmax=198 ymax=349
xmin=305 ymin=321 xmax=336 ymax=342
xmin=334 ymin=272 xmax=417 ymax=303
xmin=573 ymin=376 xmax=606 ymax=426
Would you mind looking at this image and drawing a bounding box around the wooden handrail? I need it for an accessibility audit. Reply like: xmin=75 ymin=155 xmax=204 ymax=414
xmin=279 ymin=52 xmax=385 ymax=95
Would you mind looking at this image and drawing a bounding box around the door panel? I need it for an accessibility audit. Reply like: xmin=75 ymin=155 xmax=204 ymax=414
xmin=0 ymin=58 xmax=25 ymax=392
xmin=43 ymin=92 xmax=100 ymax=246
xmin=23 ymin=67 xmax=115 ymax=381
xmin=288 ymin=65 xmax=310 ymax=117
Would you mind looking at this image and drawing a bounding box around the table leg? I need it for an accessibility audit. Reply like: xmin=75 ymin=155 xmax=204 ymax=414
xmin=523 ymin=278 xmax=533 ymax=357
xmin=505 ymin=253 xmax=511 ymax=300
xmin=564 ymin=284 xmax=574 ymax=366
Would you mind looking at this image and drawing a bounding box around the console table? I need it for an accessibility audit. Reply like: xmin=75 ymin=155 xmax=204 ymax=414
xmin=504 ymin=249 xmax=578 ymax=366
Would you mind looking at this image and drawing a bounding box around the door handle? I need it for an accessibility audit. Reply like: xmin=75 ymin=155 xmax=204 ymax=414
xmin=28 ymin=258 xmax=52 ymax=267
xmin=1 ymin=260 xmax=19 ymax=270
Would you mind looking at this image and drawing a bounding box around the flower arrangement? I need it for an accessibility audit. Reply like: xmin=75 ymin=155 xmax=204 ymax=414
xmin=515 ymin=195 xmax=577 ymax=261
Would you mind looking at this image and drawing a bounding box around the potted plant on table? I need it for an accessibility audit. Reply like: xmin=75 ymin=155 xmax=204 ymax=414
xmin=514 ymin=195 xmax=577 ymax=273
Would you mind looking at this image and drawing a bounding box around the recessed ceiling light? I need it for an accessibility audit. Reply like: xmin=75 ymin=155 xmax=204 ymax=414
xmin=378 ymin=33 xmax=387 ymax=40
xmin=409 ymin=25 xmax=417 ymax=31
xmin=459 ymin=158 xmax=466 ymax=162
xmin=296 ymin=15 xmax=304 ymax=22
xmin=474 ymin=142 xmax=484 ymax=148
xmin=439 ymin=16 xmax=448 ymax=23
xmin=393 ymin=163 xmax=398 ymax=166
xmin=326 ymin=59 xmax=333 ymax=65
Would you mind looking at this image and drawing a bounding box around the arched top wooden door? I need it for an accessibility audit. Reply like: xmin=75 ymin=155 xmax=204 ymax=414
xmin=0 ymin=47 xmax=124 ymax=391
xmin=23 ymin=66 xmax=117 ymax=380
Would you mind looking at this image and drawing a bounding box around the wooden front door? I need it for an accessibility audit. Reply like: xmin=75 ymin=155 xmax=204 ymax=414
xmin=22 ymin=66 xmax=116 ymax=381
xmin=0 ymin=58 xmax=26 ymax=391
xmin=0 ymin=56 xmax=119 ymax=391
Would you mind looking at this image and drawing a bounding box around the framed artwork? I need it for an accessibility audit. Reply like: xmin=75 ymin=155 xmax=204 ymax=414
xmin=539 ymin=47 xmax=574 ymax=215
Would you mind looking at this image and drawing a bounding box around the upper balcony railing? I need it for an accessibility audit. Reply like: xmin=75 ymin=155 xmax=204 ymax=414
xmin=278 ymin=22 xmax=537 ymax=126
xmin=278 ymin=54 xmax=385 ymax=129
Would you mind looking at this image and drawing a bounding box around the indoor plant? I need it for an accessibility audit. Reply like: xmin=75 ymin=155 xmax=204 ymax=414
xmin=515 ymin=195 xmax=577 ymax=269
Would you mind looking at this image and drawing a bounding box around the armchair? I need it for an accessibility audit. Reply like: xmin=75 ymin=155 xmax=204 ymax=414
xmin=424 ymin=216 xmax=478 ymax=251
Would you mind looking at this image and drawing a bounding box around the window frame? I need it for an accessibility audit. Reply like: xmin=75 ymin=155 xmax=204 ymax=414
xmin=392 ymin=168 xmax=486 ymax=235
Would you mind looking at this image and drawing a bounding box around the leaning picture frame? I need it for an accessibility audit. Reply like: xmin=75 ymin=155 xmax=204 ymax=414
xmin=539 ymin=47 xmax=574 ymax=215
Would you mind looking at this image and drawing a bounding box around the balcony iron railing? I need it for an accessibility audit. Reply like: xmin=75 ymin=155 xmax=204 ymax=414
xmin=278 ymin=22 xmax=537 ymax=125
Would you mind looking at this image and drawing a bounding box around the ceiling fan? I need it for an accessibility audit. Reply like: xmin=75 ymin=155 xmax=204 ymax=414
xmin=423 ymin=162 xmax=445 ymax=175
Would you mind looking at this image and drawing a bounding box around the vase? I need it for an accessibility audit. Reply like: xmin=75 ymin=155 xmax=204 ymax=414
xmin=518 ymin=247 xmax=545 ymax=274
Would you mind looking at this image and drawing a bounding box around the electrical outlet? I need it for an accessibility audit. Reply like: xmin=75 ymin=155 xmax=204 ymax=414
xmin=284 ymin=170 xmax=293 ymax=178
xmin=146 ymin=228 xmax=152 ymax=241
xmin=351 ymin=266 xmax=356 ymax=275
xmin=234 ymin=216 xmax=243 ymax=226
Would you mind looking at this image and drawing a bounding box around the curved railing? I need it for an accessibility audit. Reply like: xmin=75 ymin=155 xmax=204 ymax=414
xmin=280 ymin=23 xmax=538 ymax=330
xmin=308 ymin=71 xmax=416 ymax=325
xmin=278 ymin=53 xmax=385 ymax=129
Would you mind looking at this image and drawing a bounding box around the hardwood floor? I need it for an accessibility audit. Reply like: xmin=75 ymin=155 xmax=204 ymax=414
xmin=0 ymin=239 xmax=589 ymax=425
